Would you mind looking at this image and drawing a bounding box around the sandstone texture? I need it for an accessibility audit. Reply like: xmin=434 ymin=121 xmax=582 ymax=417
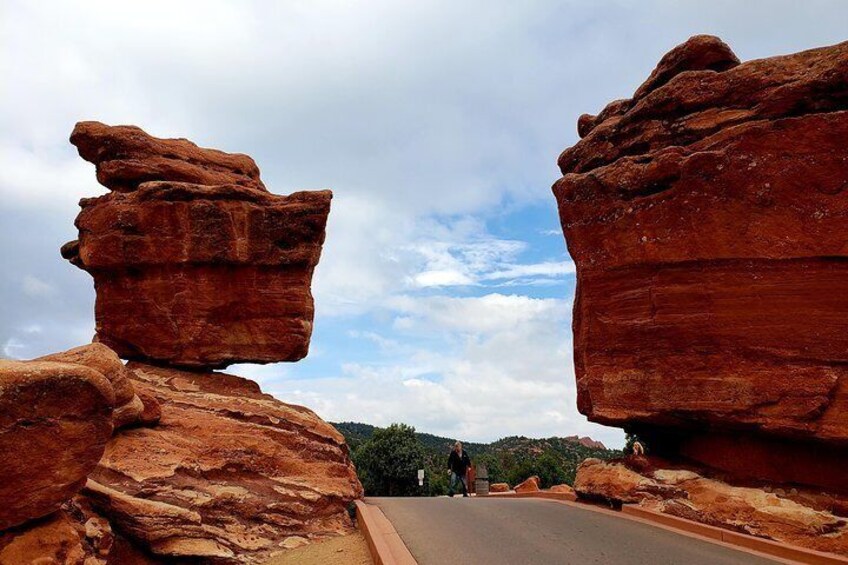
xmin=81 ymin=362 xmax=362 ymax=564
xmin=0 ymin=360 xmax=114 ymax=531
xmin=574 ymin=457 xmax=848 ymax=556
xmin=0 ymin=510 xmax=103 ymax=565
xmin=70 ymin=121 xmax=266 ymax=193
xmin=549 ymin=484 xmax=576 ymax=496
xmin=64 ymin=122 xmax=332 ymax=369
xmin=513 ymin=476 xmax=541 ymax=493
xmin=553 ymin=36 xmax=848 ymax=487
xmin=38 ymin=343 xmax=154 ymax=429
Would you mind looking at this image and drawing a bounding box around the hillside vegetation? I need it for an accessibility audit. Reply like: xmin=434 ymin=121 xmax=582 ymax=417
xmin=333 ymin=421 xmax=622 ymax=496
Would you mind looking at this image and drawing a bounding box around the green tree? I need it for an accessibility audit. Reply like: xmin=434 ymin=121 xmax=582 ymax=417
xmin=506 ymin=450 xmax=570 ymax=488
xmin=352 ymin=423 xmax=426 ymax=496
xmin=474 ymin=453 xmax=504 ymax=484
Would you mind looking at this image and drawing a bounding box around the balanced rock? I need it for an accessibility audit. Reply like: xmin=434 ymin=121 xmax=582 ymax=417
xmin=38 ymin=343 xmax=153 ymax=429
xmin=513 ymin=476 xmax=540 ymax=493
xmin=574 ymin=457 xmax=848 ymax=556
xmin=553 ymin=37 xmax=848 ymax=487
xmin=82 ymin=362 xmax=362 ymax=563
xmin=0 ymin=360 xmax=114 ymax=530
xmin=63 ymin=122 xmax=332 ymax=369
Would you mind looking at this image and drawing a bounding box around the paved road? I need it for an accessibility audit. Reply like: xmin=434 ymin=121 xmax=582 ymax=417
xmin=368 ymin=497 xmax=779 ymax=565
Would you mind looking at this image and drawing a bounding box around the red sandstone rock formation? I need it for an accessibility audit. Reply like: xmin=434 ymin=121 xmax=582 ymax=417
xmin=63 ymin=122 xmax=332 ymax=369
xmin=0 ymin=360 xmax=114 ymax=530
xmin=549 ymin=484 xmax=576 ymax=496
xmin=513 ymin=476 xmax=541 ymax=493
xmin=566 ymin=435 xmax=607 ymax=450
xmin=82 ymin=362 xmax=362 ymax=563
xmin=574 ymin=457 xmax=848 ymax=556
xmin=0 ymin=349 xmax=361 ymax=564
xmin=38 ymin=343 xmax=156 ymax=429
xmin=553 ymin=36 xmax=848 ymax=488
xmin=70 ymin=121 xmax=266 ymax=193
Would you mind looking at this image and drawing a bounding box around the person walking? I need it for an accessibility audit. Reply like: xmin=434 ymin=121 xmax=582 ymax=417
xmin=447 ymin=441 xmax=471 ymax=497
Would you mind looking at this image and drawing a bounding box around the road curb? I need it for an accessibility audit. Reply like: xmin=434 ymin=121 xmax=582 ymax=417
xmin=487 ymin=490 xmax=578 ymax=502
xmin=355 ymin=499 xmax=418 ymax=565
xmin=494 ymin=490 xmax=847 ymax=564
xmin=621 ymin=505 xmax=847 ymax=565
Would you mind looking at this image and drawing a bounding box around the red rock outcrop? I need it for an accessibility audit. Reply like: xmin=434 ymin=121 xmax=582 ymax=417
xmin=0 ymin=360 xmax=114 ymax=530
xmin=549 ymin=484 xmax=576 ymax=496
xmin=553 ymin=37 xmax=848 ymax=489
xmin=566 ymin=435 xmax=607 ymax=450
xmin=38 ymin=343 xmax=155 ymax=429
xmin=70 ymin=121 xmax=266 ymax=193
xmin=513 ymin=476 xmax=541 ymax=493
xmin=0 ymin=510 xmax=104 ymax=565
xmin=63 ymin=122 xmax=332 ymax=369
xmin=81 ymin=362 xmax=362 ymax=563
xmin=574 ymin=457 xmax=848 ymax=556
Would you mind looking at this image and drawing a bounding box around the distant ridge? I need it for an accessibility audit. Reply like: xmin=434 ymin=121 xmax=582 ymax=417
xmin=565 ymin=435 xmax=607 ymax=450
xmin=332 ymin=421 xmax=609 ymax=454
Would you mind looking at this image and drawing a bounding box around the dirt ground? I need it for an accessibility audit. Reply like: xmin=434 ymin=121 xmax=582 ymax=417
xmin=264 ymin=532 xmax=373 ymax=565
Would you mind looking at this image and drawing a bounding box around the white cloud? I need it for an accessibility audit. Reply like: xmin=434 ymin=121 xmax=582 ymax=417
xmin=21 ymin=275 xmax=57 ymax=298
xmin=265 ymin=292 xmax=623 ymax=447
xmin=481 ymin=261 xmax=575 ymax=281
xmin=5 ymin=0 xmax=846 ymax=451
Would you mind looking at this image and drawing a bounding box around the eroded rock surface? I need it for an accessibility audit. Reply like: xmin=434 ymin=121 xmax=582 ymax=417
xmin=574 ymin=457 xmax=848 ymax=556
xmin=553 ymin=37 xmax=848 ymax=468
xmin=63 ymin=123 xmax=332 ymax=369
xmin=70 ymin=121 xmax=266 ymax=192
xmin=82 ymin=363 xmax=362 ymax=564
xmin=38 ymin=343 xmax=154 ymax=430
xmin=0 ymin=360 xmax=114 ymax=530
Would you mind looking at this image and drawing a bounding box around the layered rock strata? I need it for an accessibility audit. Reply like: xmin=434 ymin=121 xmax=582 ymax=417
xmin=0 ymin=352 xmax=362 ymax=564
xmin=574 ymin=457 xmax=848 ymax=556
xmin=70 ymin=121 xmax=266 ymax=193
xmin=553 ymin=36 xmax=848 ymax=487
xmin=83 ymin=362 xmax=362 ymax=563
xmin=63 ymin=122 xmax=332 ymax=369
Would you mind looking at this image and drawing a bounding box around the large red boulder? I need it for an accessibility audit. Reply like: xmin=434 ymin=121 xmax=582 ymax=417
xmin=63 ymin=123 xmax=332 ymax=369
xmin=38 ymin=343 xmax=153 ymax=430
xmin=553 ymin=36 xmax=848 ymax=488
xmin=513 ymin=476 xmax=541 ymax=493
xmin=82 ymin=362 xmax=363 ymax=563
xmin=0 ymin=360 xmax=114 ymax=530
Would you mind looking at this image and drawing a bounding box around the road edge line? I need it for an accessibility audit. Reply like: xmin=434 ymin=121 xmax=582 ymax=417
xmin=355 ymin=499 xmax=418 ymax=565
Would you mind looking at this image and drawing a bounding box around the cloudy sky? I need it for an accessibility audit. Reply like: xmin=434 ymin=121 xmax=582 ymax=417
xmin=2 ymin=1 xmax=846 ymax=448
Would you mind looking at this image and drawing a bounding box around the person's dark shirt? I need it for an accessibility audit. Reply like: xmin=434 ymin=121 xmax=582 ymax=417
xmin=448 ymin=449 xmax=471 ymax=475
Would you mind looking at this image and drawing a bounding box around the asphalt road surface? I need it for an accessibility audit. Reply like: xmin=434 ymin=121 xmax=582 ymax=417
xmin=368 ymin=497 xmax=780 ymax=565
